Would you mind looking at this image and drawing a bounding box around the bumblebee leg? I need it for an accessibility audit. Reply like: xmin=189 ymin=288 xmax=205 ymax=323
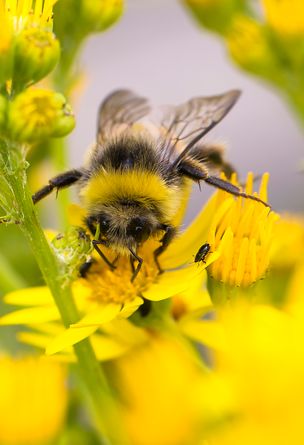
xmin=130 ymin=255 xmax=135 ymax=273
xmin=79 ymin=259 xmax=94 ymax=277
xmin=92 ymin=240 xmax=117 ymax=271
xmin=128 ymin=247 xmax=143 ymax=282
xmin=154 ymin=225 xmax=176 ymax=274
xmin=204 ymin=176 xmax=270 ymax=208
xmin=32 ymin=169 xmax=83 ymax=204
xmin=179 ymin=161 xmax=270 ymax=209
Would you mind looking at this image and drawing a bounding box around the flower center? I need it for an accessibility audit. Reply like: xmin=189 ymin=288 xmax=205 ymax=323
xmin=80 ymin=242 xmax=159 ymax=305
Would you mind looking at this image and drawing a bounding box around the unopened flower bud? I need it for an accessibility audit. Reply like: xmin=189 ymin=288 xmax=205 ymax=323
xmin=183 ymin=0 xmax=243 ymax=34
xmin=51 ymin=226 xmax=93 ymax=285
xmin=81 ymin=0 xmax=123 ymax=33
xmin=13 ymin=28 xmax=60 ymax=87
xmin=8 ymin=89 xmax=75 ymax=142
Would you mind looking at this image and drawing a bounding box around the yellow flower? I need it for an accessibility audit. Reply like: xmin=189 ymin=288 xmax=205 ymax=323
xmin=0 ymin=1 xmax=59 ymax=87
xmin=113 ymin=333 xmax=211 ymax=445
xmin=207 ymin=172 xmax=278 ymax=288
xmin=8 ymin=89 xmax=75 ymax=141
xmin=209 ymin=303 xmax=304 ymax=445
xmin=1 ymin=238 xmax=213 ymax=356
xmin=2 ymin=0 xmax=57 ymax=32
xmin=270 ymin=213 xmax=304 ymax=271
xmin=0 ymin=354 xmax=67 ymax=445
xmin=262 ymin=0 xmax=304 ymax=36
xmin=0 ymin=186 xmax=222 ymax=356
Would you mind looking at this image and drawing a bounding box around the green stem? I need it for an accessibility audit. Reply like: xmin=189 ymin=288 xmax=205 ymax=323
xmin=4 ymin=147 xmax=122 ymax=444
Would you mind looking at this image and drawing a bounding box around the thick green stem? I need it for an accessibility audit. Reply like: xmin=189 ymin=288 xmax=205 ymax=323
xmin=3 ymin=147 xmax=122 ymax=444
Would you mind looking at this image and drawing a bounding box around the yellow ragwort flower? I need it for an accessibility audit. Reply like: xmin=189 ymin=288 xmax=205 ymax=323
xmin=206 ymin=172 xmax=277 ymax=288
xmin=8 ymin=88 xmax=75 ymax=141
xmin=262 ymin=0 xmax=304 ymax=36
xmin=0 ymin=354 xmax=67 ymax=445
xmin=2 ymin=0 xmax=57 ymax=31
xmin=0 ymin=186 xmax=221 ymax=357
xmin=209 ymin=302 xmax=304 ymax=445
xmin=113 ymin=333 xmax=211 ymax=445
xmin=270 ymin=213 xmax=304 ymax=271
xmin=0 ymin=1 xmax=59 ymax=87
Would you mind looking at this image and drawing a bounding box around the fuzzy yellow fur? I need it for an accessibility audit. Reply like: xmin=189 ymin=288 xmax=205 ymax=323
xmin=80 ymin=169 xmax=182 ymax=221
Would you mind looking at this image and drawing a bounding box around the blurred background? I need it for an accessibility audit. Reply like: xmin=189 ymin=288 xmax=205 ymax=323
xmin=69 ymin=0 xmax=304 ymax=223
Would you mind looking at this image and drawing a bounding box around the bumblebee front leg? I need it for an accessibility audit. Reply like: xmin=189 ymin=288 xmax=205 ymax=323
xmin=92 ymin=240 xmax=117 ymax=271
xmin=32 ymin=169 xmax=83 ymax=204
xmin=154 ymin=225 xmax=176 ymax=274
xmin=129 ymin=247 xmax=143 ymax=283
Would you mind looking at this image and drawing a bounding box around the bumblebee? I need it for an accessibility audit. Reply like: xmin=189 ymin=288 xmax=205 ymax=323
xmin=33 ymin=90 xmax=268 ymax=280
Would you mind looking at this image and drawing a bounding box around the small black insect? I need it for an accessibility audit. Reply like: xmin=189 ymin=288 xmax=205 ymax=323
xmin=194 ymin=243 xmax=211 ymax=264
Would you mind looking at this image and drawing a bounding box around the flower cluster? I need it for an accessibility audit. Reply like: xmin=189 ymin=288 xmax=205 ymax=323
xmin=183 ymin=0 xmax=304 ymax=124
xmin=0 ymin=1 xmax=303 ymax=444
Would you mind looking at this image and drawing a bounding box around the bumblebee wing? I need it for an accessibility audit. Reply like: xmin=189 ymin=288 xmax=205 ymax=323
xmin=97 ymin=90 xmax=151 ymax=143
xmin=160 ymin=90 xmax=241 ymax=168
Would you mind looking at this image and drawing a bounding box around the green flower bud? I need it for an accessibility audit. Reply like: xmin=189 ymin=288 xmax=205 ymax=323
xmin=8 ymin=89 xmax=75 ymax=142
xmin=13 ymin=28 xmax=60 ymax=88
xmin=183 ymin=0 xmax=245 ymax=35
xmin=226 ymin=16 xmax=284 ymax=83
xmin=81 ymin=0 xmax=124 ymax=33
xmin=51 ymin=226 xmax=93 ymax=285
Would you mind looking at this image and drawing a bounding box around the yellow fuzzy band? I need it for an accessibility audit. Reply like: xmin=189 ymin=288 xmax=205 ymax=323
xmin=80 ymin=169 xmax=181 ymax=220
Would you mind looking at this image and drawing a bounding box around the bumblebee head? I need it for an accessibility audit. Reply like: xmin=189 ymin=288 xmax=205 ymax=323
xmin=86 ymin=204 xmax=160 ymax=253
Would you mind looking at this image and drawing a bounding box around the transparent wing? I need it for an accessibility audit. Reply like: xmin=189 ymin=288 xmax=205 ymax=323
xmin=97 ymin=90 xmax=151 ymax=143
xmin=160 ymin=90 xmax=241 ymax=168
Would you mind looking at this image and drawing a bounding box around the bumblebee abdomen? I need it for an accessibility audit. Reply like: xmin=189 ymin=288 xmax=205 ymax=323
xmin=79 ymin=169 xmax=182 ymax=223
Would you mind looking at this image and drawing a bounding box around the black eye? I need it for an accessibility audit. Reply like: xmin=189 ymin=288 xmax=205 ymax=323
xmin=127 ymin=217 xmax=151 ymax=243
xmin=100 ymin=217 xmax=110 ymax=234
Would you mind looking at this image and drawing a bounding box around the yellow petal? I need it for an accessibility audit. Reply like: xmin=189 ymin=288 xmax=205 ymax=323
xmin=100 ymin=319 xmax=149 ymax=345
xmin=46 ymin=325 xmax=98 ymax=355
xmin=0 ymin=306 xmax=60 ymax=325
xmin=161 ymin=192 xmax=228 ymax=269
xmin=120 ymin=297 xmax=143 ymax=318
xmin=179 ymin=319 xmax=226 ymax=350
xmin=143 ymin=264 xmax=201 ymax=301
xmin=91 ymin=335 xmax=132 ymax=361
xmin=17 ymin=331 xmax=58 ymax=351
xmin=4 ymin=286 xmax=53 ymax=306
xmin=70 ymin=303 xmax=122 ymax=328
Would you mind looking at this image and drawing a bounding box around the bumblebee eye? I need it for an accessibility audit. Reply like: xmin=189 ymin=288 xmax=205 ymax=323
xmin=127 ymin=217 xmax=151 ymax=243
xmin=100 ymin=217 xmax=110 ymax=233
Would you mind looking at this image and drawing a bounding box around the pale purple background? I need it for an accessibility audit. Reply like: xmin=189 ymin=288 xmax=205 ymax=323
xmin=69 ymin=0 xmax=304 ymax=223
